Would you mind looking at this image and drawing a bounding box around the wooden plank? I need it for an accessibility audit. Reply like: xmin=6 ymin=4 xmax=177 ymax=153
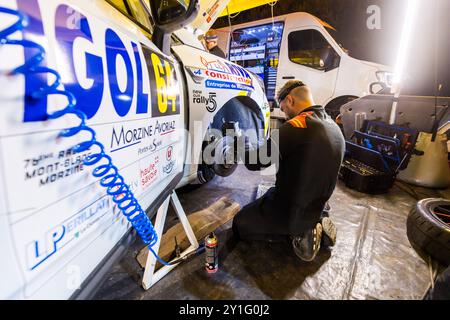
xmin=136 ymin=197 xmax=240 ymax=269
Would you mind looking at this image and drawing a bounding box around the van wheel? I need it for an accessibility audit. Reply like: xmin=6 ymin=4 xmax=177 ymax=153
xmin=406 ymin=198 xmax=450 ymax=266
xmin=325 ymin=96 xmax=357 ymax=120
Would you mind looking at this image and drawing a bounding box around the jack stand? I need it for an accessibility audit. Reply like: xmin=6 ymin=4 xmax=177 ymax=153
xmin=142 ymin=191 xmax=199 ymax=290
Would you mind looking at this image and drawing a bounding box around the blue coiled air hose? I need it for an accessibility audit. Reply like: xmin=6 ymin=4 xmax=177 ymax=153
xmin=0 ymin=6 xmax=170 ymax=266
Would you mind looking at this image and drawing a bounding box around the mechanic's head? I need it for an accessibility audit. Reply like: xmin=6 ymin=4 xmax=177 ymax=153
xmin=205 ymin=29 xmax=219 ymax=50
xmin=277 ymin=80 xmax=315 ymax=120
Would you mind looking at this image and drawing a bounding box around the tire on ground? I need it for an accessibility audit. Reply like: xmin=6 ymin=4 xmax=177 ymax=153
xmin=406 ymin=198 xmax=450 ymax=266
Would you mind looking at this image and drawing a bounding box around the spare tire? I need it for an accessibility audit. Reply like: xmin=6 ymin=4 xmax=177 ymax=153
xmin=406 ymin=198 xmax=450 ymax=266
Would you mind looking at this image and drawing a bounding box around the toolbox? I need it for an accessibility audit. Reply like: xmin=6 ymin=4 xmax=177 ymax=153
xmin=339 ymin=121 xmax=419 ymax=194
xmin=339 ymin=141 xmax=396 ymax=194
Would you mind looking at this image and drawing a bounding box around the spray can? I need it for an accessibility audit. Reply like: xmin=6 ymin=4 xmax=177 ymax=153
xmin=205 ymin=232 xmax=218 ymax=273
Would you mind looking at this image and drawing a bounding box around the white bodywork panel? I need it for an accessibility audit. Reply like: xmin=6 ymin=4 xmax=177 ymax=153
xmin=0 ymin=0 xmax=186 ymax=299
xmin=172 ymin=44 xmax=270 ymax=185
xmin=0 ymin=0 xmax=268 ymax=299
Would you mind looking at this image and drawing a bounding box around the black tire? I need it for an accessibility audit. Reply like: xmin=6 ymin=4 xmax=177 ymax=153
xmin=194 ymin=140 xmax=217 ymax=185
xmin=406 ymin=198 xmax=450 ymax=266
xmin=196 ymin=134 xmax=239 ymax=184
xmin=324 ymin=96 xmax=357 ymax=121
xmin=211 ymin=135 xmax=237 ymax=177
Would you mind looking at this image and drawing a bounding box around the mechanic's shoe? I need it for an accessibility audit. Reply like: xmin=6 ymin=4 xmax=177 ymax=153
xmin=323 ymin=202 xmax=331 ymax=214
xmin=321 ymin=217 xmax=337 ymax=247
xmin=291 ymin=223 xmax=322 ymax=262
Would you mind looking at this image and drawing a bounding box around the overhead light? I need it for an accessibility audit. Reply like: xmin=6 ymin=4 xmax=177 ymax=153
xmin=392 ymin=0 xmax=419 ymax=89
xmin=389 ymin=0 xmax=419 ymax=124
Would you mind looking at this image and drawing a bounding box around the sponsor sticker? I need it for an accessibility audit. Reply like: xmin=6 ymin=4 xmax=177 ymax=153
xmin=162 ymin=146 xmax=176 ymax=174
xmin=187 ymin=57 xmax=254 ymax=92
xmin=140 ymin=155 xmax=159 ymax=188
xmin=192 ymin=90 xmax=217 ymax=112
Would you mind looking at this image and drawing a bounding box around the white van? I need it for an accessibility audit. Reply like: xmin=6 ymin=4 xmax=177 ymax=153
xmin=0 ymin=0 xmax=268 ymax=299
xmin=217 ymin=12 xmax=392 ymax=120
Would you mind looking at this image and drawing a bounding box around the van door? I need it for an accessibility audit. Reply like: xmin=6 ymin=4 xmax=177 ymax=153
xmin=277 ymin=27 xmax=340 ymax=107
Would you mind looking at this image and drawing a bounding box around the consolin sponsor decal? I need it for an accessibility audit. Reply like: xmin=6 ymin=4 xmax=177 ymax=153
xmin=187 ymin=57 xmax=254 ymax=92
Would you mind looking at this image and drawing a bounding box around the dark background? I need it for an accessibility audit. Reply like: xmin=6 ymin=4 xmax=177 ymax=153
xmin=213 ymin=0 xmax=450 ymax=96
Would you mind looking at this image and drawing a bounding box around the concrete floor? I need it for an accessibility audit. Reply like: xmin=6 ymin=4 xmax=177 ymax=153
xmin=93 ymin=165 xmax=449 ymax=300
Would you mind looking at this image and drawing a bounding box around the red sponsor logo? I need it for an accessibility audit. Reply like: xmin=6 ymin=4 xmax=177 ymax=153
xmin=166 ymin=146 xmax=173 ymax=161
xmin=140 ymin=156 xmax=159 ymax=188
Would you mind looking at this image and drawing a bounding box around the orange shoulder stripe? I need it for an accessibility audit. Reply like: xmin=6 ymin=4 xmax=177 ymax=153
xmin=288 ymin=118 xmax=304 ymax=128
xmin=288 ymin=111 xmax=314 ymax=128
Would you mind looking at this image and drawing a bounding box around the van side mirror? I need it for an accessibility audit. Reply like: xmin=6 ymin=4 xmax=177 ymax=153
xmin=324 ymin=54 xmax=341 ymax=72
xmin=139 ymin=0 xmax=199 ymax=54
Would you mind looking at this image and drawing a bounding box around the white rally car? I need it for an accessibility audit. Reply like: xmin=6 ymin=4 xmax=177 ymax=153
xmin=0 ymin=0 xmax=269 ymax=299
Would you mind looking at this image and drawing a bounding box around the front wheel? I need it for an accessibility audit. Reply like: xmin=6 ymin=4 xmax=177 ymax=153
xmin=211 ymin=135 xmax=238 ymax=177
xmin=195 ymin=136 xmax=238 ymax=185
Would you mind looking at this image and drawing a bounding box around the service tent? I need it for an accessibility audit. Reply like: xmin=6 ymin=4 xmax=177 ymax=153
xmin=218 ymin=0 xmax=279 ymax=17
xmin=190 ymin=0 xmax=280 ymax=32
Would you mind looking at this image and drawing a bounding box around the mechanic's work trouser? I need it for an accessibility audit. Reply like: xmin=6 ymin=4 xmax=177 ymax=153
xmin=232 ymin=187 xmax=325 ymax=242
xmin=425 ymin=265 xmax=450 ymax=300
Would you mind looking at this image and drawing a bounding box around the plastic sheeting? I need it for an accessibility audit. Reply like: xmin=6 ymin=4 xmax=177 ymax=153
xmin=94 ymin=166 xmax=448 ymax=300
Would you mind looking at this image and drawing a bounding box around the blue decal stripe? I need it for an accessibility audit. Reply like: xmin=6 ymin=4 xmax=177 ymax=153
xmin=205 ymin=79 xmax=254 ymax=91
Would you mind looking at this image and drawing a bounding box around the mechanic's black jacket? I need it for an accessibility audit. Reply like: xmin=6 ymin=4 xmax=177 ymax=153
xmin=243 ymin=105 xmax=345 ymax=230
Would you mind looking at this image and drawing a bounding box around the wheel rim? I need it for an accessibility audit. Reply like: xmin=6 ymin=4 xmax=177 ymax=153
xmin=431 ymin=204 xmax=450 ymax=227
xmin=212 ymin=136 xmax=237 ymax=177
